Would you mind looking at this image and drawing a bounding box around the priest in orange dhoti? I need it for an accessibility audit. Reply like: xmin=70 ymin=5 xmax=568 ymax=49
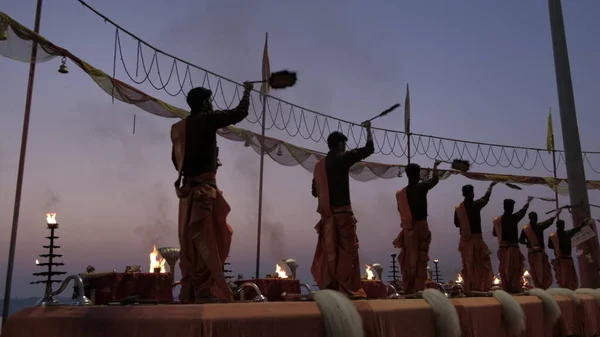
xmin=171 ymin=82 xmax=253 ymax=304
xmin=493 ymin=197 xmax=532 ymax=293
xmin=454 ymin=182 xmax=497 ymax=292
xmin=518 ymin=210 xmax=559 ymax=289
xmin=393 ymin=160 xmax=442 ymax=294
xmin=548 ymin=218 xmax=590 ymax=290
xmin=311 ymin=122 xmax=374 ymax=300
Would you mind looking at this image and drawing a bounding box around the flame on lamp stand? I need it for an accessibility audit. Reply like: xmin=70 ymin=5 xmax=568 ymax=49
xmin=456 ymin=273 xmax=464 ymax=284
xmin=365 ymin=265 xmax=375 ymax=280
xmin=149 ymin=245 xmax=166 ymax=273
xmin=46 ymin=212 xmax=58 ymax=229
xmin=275 ymin=264 xmax=288 ymax=278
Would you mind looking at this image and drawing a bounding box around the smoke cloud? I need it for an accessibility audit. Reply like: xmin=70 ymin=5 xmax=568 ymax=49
xmin=133 ymin=183 xmax=176 ymax=250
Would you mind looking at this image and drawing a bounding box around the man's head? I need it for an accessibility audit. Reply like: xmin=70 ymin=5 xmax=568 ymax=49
xmin=327 ymin=131 xmax=347 ymax=152
xmin=405 ymin=163 xmax=421 ymax=181
xmin=556 ymin=219 xmax=565 ymax=231
xmin=503 ymin=199 xmax=516 ymax=213
xmin=528 ymin=211 xmax=538 ymax=223
xmin=462 ymin=184 xmax=474 ymax=198
xmin=187 ymin=87 xmax=213 ymax=114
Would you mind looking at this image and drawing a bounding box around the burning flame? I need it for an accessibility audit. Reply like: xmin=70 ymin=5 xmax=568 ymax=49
xmin=493 ymin=276 xmax=501 ymax=285
xmin=456 ymin=273 xmax=463 ymax=283
xmin=365 ymin=265 xmax=374 ymax=280
xmin=522 ymin=270 xmax=531 ymax=285
xmin=149 ymin=245 xmax=166 ymax=273
xmin=35 ymin=259 xmax=39 ymax=265
xmin=275 ymin=264 xmax=288 ymax=278
xmin=46 ymin=213 xmax=57 ymax=224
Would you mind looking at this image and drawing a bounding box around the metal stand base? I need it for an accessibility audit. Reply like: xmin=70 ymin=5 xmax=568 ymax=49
xmin=35 ymin=295 xmax=60 ymax=307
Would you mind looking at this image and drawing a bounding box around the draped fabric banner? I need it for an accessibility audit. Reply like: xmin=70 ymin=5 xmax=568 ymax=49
xmin=0 ymin=11 xmax=598 ymax=195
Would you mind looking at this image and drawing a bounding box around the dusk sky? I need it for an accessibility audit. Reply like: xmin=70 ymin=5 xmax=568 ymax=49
xmin=1 ymin=0 xmax=599 ymax=298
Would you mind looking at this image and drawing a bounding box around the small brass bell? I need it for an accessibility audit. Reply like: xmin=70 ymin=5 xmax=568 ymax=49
xmin=243 ymin=140 xmax=251 ymax=147
xmin=276 ymin=144 xmax=283 ymax=156
xmin=58 ymin=57 xmax=69 ymax=74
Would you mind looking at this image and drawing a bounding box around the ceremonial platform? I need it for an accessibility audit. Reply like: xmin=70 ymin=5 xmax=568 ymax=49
xmin=2 ymin=294 xmax=599 ymax=337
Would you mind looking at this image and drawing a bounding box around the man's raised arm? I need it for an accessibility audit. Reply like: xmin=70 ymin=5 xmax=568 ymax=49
xmin=340 ymin=121 xmax=375 ymax=167
xmin=475 ymin=182 xmax=497 ymax=209
xmin=513 ymin=197 xmax=533 ymax=222
xmin=419 ymin=160 xmax=441 ymax=191
xmin=212 ymin=82 xmax=253 ymax=129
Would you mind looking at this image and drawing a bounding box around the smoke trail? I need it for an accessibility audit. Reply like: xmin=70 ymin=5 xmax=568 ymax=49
xmin=263 ymin=220 xmax=286 ymax=261
xmin=133 ymin=183 xmax=175 ymax=250
xmin=43 ymin=188 xmax=61 ymax=212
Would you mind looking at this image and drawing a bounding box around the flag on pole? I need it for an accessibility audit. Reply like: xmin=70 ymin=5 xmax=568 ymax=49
xmin=547 ymin=108 xmax=555 ymax=153
xmin=260 ymin=32 xmax=270 ymax=102
xmin=404 ymin=83 xmax=410 ymax=134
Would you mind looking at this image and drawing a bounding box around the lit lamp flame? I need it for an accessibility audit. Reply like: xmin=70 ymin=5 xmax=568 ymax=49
xmin=35 ymin=259 xmax=39 ymax=265
xmin=456 ymin=273 xmax=463 ymax=284
xmin=275 ymin=264 xmax=288 ymax=278
xmin=149 ymin=245 xmax=166 ymax=273
xmin=522 ymin=270 xmax=531 ymax=287
xmin=365 ymin=265 xmax=375 ymax=280
xmin=46 ymin=212 xmax=58 ymax=229
xmin=493 ymin=276 xmax=501 ymax=285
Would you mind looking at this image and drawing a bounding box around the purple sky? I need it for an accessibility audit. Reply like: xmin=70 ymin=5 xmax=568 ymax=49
xmin=1 ymin=0 xmax=599 ymax=297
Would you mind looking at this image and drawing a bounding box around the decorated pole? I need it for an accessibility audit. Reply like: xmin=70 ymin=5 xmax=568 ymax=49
xmin=255 ymin=32 xmax=269 ymax=279
xmin=2 ymin=0 xmax=44 ymax=328
xmin=548 ymin=0 xmax=600 ymax=287
xmin=547 ymin=109 xmax=561 ymax=220
xmin=404 ymin=84 xmax=411 ymax=164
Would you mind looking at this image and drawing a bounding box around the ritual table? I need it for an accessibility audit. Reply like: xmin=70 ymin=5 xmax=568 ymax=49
xmin=80 ymin=272 xmax=173 ymax=304
xmin=235 ymin=279 xmax=301 ymax=302
xmin=361 ymin=280 xmax=387 ymax=299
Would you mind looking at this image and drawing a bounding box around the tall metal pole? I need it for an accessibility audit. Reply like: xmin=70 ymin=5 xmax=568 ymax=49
xmin=548 ymin=0 xmax=600 ymax=288
xmin=255 ymin=96 xmax=267 ymax=279
xmin=551 ymin=149 xmax=560 ymax=220
xmin=2 ymin=0 xmax=44 ymax=327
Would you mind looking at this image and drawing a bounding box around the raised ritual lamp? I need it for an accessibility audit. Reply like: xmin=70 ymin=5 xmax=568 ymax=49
xmin=281 ymin=258 xmax=298 ymax=280
xmin=372 ymin=263 xmax=384 ymax=281
xmin=157 ymin=247 xmax=180 ymax=285
xmin=521 ymin=270 xmax=533 ymax=292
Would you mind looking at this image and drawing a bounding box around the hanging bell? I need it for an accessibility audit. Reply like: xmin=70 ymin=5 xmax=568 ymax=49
xmin=58 ymin=56 xmax=69 ymax=74
xmin=276 ymin=144 xmax=283 ymax=156
xmin=243 ymin=140 xmax=251 ymax=147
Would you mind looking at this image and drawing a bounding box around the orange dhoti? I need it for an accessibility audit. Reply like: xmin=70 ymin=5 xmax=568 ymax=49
xmin=458 ymin=234 xmax=494 ymax=292
xmin=551 ymin=257 xmax=578 ymax=290
xmin=393 ymin=220 xmax=431 ymax=294
xmin=311 ymin=206 xmax=366 ymax=299
xmin=177 ymin=174 xmax=233 ymax=303
xmin=497 ymin=244 xmax=524 ymax=293
xmin=527 ymin=250 xmax=553 ymax=290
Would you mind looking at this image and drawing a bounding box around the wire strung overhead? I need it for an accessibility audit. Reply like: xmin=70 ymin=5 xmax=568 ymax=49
xmin=77 ymin=1 xmax=600 ymax=175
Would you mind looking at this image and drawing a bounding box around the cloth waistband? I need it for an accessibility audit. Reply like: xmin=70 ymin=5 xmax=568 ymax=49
xmin=332 ymin=205 xmax=353 ymax=214
xmin=467 ymin=233 xmax=483 ymax=239
xmin=184 ymin=173 xmax=217 ymax=188
xmin=528 ymin=246 xmax=544 ymax=253
xmin=499 ymin=242 xmax=519 ymax=248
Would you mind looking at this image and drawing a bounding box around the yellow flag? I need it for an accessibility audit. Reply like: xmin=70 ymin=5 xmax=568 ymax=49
xmin=260 ymin=33 xmax=270 ymax=101
xmin=404 ymin=83 xmax=410 ymax=134
xmin=547 ymin=108 xmax=555 ymax=153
